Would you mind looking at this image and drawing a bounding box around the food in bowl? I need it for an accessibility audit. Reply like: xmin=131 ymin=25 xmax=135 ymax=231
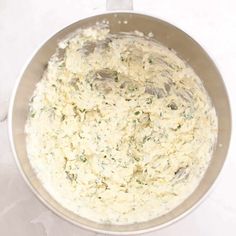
xmin=25 ymin=24 xmax=217 ymax=224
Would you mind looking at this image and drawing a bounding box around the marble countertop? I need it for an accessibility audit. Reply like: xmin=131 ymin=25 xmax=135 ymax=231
xmin=0 ymin=0 xmax=235 ymax=235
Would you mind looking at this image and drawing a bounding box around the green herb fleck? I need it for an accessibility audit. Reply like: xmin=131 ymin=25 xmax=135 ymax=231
xmin=134 ymin=111 xmax=140 ymax=115
xmin=61 ymin=114 xmax=65 ymax=121
xmin=146 ymin=97 xmax=153 ymax=104
xmin=30 ymin=112 xmax=35 ymax=118
xmin=128 ymin=84 xmax=137 ymax=92
xmin=168 ymin=102 xmax=178 ymax=110
xmin=80 ymin=155 xmax=87 ymax=162
xmin=134 ymin=156 xmax=140 ymax=161
xmin=29 ymin=96 xmax=35 ymax=103
xmin=143 ymin=135 xmax=151 ymax=143
xmin=65 ymin=171 xmax=77 ymax=182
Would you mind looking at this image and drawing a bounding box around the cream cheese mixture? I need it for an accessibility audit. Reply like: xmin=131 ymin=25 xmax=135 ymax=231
xmin=25 ymin=25 xmax=218 ymax=224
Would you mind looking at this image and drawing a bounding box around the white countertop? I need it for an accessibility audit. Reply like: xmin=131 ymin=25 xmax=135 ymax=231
xmin=0 ymin=0 xmax=235 ymax=235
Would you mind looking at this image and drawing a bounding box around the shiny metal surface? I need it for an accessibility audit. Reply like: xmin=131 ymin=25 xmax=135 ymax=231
xmin=8 ymin=12 xmax=231 ymax=235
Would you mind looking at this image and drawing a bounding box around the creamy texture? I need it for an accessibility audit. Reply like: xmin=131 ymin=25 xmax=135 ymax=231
xmin=25 ymin=25 xmax=218 ymax=224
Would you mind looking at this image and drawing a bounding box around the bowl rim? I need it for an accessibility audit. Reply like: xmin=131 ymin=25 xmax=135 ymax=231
xmin=8 ymin=10 xmax=232 ymax=235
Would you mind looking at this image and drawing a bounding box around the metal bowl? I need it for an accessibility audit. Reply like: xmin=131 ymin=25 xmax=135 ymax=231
xmin=8 ymin=12 xmax=231 ymax=235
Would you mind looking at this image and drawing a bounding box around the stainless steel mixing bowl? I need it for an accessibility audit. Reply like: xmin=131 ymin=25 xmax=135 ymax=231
xmin=8 ymin=11 xmax=231 ymax=235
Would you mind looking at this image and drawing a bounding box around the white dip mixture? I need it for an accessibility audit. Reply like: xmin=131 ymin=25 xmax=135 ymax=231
xmin=25 ymin=25 xmax=218 ymax=224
